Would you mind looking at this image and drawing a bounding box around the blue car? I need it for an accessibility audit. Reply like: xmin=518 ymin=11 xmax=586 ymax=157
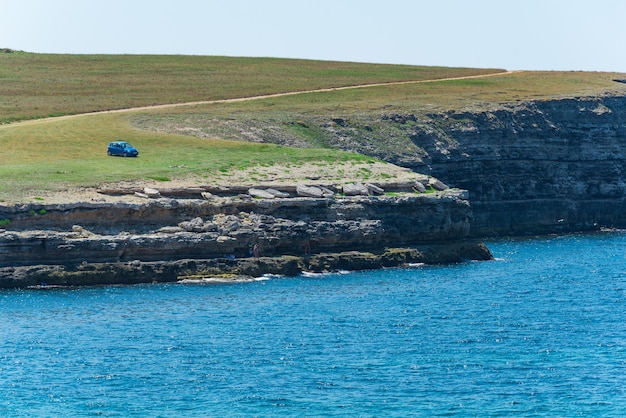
xmin=107 ymin=141 xmax=139 ymax=157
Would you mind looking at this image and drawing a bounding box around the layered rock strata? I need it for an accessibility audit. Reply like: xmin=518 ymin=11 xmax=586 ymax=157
xmin=0 ymin=182 xmax=491 ymax=288
xmin=413 ymin=97 xmax=626 ymax=236
xmin=307 ymin=95 xmax=626 ymax=236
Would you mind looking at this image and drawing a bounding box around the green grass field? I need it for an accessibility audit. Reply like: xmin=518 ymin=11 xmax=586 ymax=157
xmin=1 ymin=52 xmax=625 ymax=202
xmin=0 ymin=52 xmax=503 ymax=124
xmin=0 ymin=112 xmax=376 ymax=201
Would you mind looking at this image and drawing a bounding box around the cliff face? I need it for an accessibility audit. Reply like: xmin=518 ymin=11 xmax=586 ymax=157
xmin=132 ymin=89 xmax=626 ymax=237
xmin=0 ymin=191 xmax=472 ymax=267
xmin=318 ymin=95 xmax=626 ymax=236
xmin=417 ymin=96 xmax=626 ymax=236
xmin=0 ymin=186 xmax=492 ymax=287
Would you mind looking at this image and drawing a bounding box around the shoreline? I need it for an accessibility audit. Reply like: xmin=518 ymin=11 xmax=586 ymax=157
xmin=0 ymin=179 xmax=493 ymax=288
xmin=1 ymin=244 xmax=493 ymax=289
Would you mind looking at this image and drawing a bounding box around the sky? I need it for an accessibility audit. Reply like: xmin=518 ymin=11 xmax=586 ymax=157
xmin=2 ymin=0 xmax=626 ymax=72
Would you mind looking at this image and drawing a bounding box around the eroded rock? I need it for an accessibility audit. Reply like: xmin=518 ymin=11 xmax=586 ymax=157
xmin=0 ymin=182 xmax=490 ymax=287
xmin=297 ymin=185 xmax=324 ymax=198
xmin=248 ymin=188 xmax=276 ymax=199
xmin=343 ymin=183 xmax=369 ymax=196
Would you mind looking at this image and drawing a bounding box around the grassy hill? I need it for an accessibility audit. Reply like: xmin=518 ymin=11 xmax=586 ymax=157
xmin=1 ymin=51 xmax=625 ymax=202
xmin=0 ymin=52 xmax=501 ymax=124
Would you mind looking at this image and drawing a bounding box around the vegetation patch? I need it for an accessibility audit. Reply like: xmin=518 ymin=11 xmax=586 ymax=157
xmin=1 ymin=54 xmax=625 ymax=201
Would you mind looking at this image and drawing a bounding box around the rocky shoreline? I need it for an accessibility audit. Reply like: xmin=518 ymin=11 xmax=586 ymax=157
xmin=0 ymin=243 xmax=492 ymax=289
xmin=152 ymin=94 xmax=626 ymax=237
xmin=0 ymin=179 xmax=492 ymax=288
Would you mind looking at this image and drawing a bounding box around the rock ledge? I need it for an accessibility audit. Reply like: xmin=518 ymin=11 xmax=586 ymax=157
xmin=0 ymin=182 xmax=491 ymax=287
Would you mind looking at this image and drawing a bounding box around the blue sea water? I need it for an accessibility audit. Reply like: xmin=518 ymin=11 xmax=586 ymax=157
xmin=1 ymin=233 xmax=626 ymax=417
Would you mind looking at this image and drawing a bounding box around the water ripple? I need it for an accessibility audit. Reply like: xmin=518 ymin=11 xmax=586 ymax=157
xmin=1 ymin=232 xmax=626 ymax=416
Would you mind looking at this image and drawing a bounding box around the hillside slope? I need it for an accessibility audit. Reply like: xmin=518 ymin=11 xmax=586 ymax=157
xmin=3 ymin=53 xmax=626 ymax=236
xmin=0 ymin=52 xmax=501 ymax=123
xmin=131 ymin=71 xmax=626 ymax=236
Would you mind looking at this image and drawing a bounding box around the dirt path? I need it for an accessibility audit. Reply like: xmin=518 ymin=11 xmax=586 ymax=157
xmin=1 ymin=70 xmax=519 ymax=204
xmin=6 ymin=70 xmax=519 ymax=128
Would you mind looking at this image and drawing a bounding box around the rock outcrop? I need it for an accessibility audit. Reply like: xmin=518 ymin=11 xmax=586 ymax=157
xmin=131 ymin=88 xmax=626 ymax=236
xmin=0 ymin=182 xmax=491 ymax=287
xmin=0 ymin=242 xmax=492 ymax=289
xmin=307 ymin=95 xmax=626 ymax=236
xmin=413 ymin=97 xmax=626 ymax=236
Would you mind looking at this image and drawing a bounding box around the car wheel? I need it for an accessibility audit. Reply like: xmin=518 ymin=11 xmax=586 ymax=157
xmin=107 ymin=150 xmax=112 ymax=156
xmin=123 ymin=152 xmax=128 ymax=157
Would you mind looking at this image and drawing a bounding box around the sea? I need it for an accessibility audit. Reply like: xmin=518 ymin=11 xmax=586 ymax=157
xmin=1 ymin=232 xmax=625 ymax=417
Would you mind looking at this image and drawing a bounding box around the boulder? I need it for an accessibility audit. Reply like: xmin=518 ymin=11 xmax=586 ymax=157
xmin=413 ymin=181 xmax=427 ymax=193
xmin=265 ymin=188 xmax=290 ymax=198
xmin=248 ymin=188 xmax=276 ymax=199
xmin=143 ymin=187 xmax=161 ymax=198
xmin=343 ymin=183 xmax=369 ymax=196
xmin=297 ymin=185 xmax=324 ymax=198
xmin=428 ymin=177 xmax=449 ymax=191
xmin=365 ymin=183 xmax=385 ymax=195
xmin=320 ymin=187 xmax=336 ymax=198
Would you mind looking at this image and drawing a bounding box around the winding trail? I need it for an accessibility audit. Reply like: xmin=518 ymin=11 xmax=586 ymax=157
xmin=6 ymin=70 xmax=519 ymax=127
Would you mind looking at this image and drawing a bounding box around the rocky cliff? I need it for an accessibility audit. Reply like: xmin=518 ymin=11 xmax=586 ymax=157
xmin=413 ymin=96 xmax=626 ymax=236
xmin=301 ymin=95 xmax=626 ymax=236
xmin=0 ymin=182 xmax=492 ymax=288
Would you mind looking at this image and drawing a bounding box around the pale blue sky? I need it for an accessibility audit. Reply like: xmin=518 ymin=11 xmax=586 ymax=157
xmin=2 ymin=0 xmax=625 ymax=72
